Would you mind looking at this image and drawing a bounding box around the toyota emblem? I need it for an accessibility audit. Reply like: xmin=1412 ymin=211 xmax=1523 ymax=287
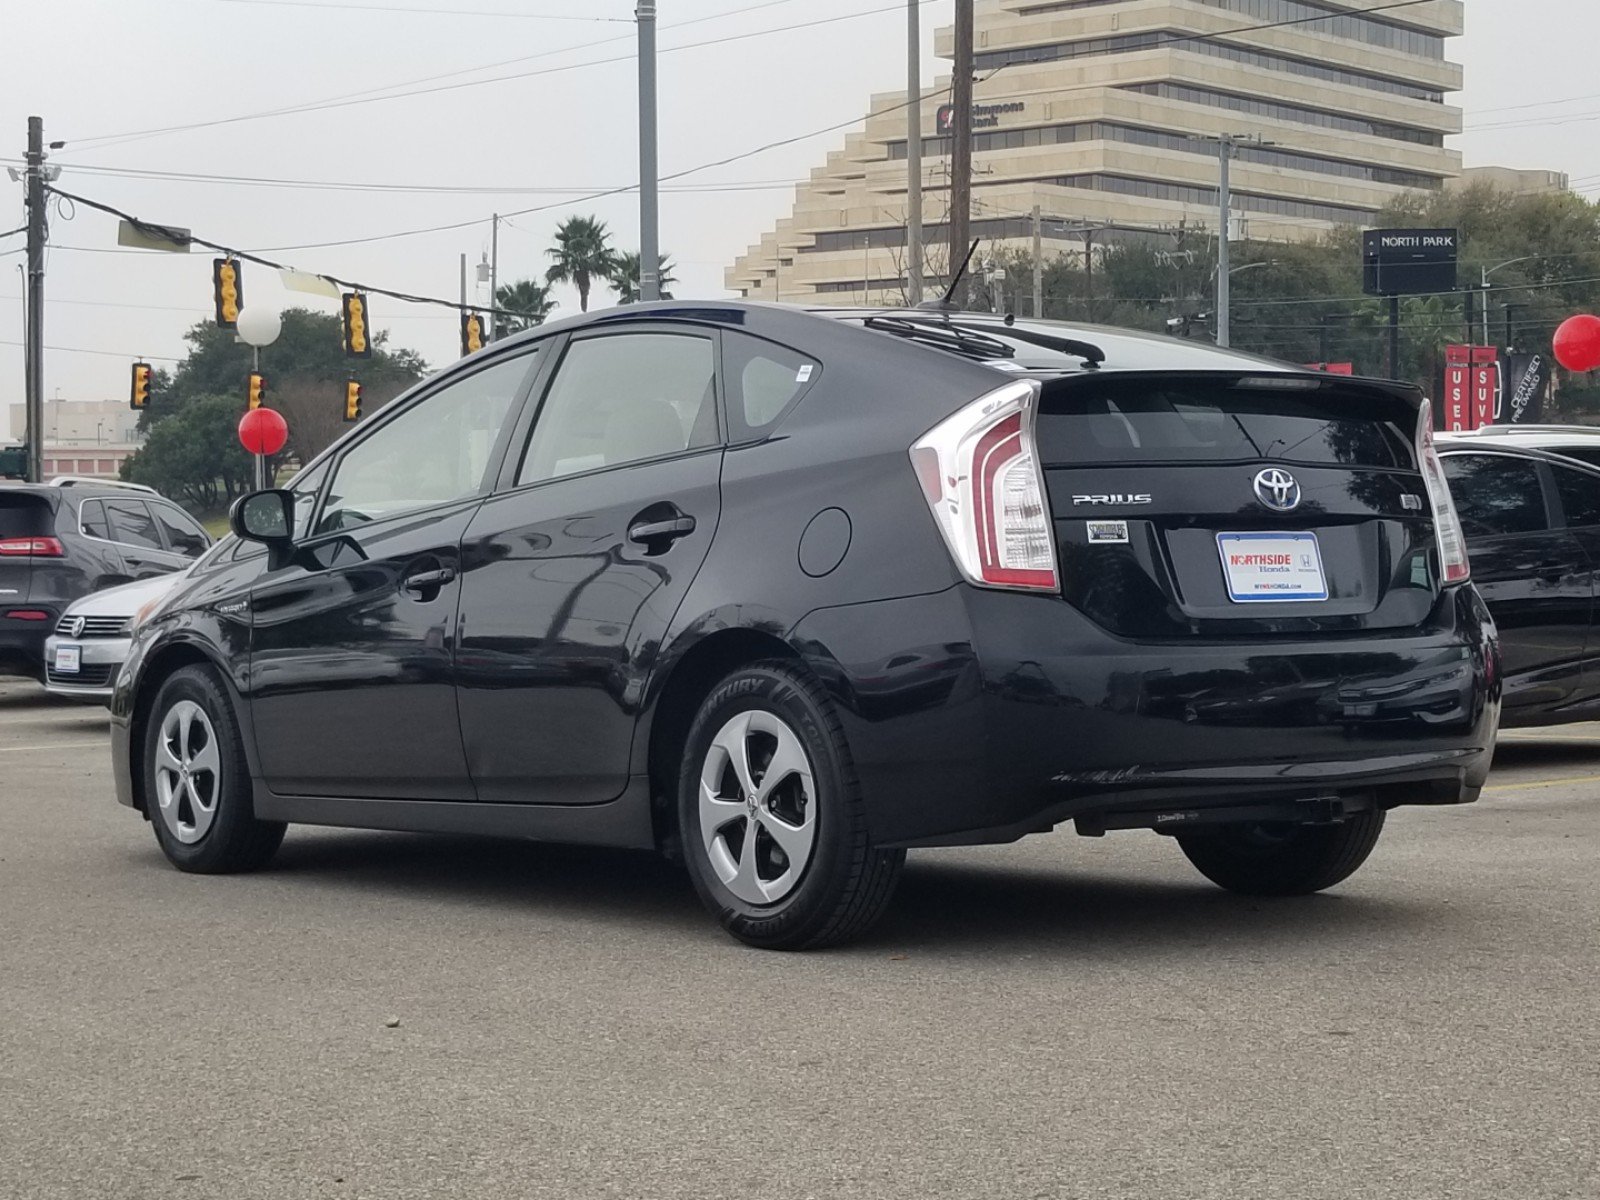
xmin=1253 ymin=468 xmax=1302 ymax=512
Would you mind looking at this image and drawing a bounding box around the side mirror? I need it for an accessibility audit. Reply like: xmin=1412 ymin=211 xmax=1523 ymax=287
xmin=230 ymin=489 xmax=295 ymax=545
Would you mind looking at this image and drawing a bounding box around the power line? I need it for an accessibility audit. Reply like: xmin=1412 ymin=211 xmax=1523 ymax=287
xmin=46 ymin=186 xmax=497 ymax=314
xmin=211 ymin=0 xmax=629 ymax=19
xmin=0 ymin=158 xmax=806 ymax=196
xmin=0 ymin=338 xmax=183 ymax=363
xmin=64 ymin=0 xmax=926 ymax=148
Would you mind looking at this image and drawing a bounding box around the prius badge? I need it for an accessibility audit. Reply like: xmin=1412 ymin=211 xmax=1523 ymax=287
xmin=1253 ymin=468 xmax=1301 ymax=512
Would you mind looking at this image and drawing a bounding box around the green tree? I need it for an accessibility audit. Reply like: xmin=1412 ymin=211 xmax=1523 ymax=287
xmin=138 ymin=309 xmax=427 ymax=452
xmin=122 ymin=394 xmax=255 ymax=511
xmin=545 ymin=215 xmax=620 ymax=312
xmin=494 ymin=278 xmax=557 ymax=334
xmin=611 ymin=251 xmax=678 ymax=304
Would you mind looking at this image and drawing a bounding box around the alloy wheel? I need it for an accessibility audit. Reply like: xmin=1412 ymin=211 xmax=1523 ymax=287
xmin=154 ymin=700 xmax=222 ymax=845
xmin=697 ymin=710 xmax=817 ymax=905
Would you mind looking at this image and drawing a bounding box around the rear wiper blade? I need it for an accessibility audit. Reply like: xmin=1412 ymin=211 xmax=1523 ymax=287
xmin=862 ymin=316 xmax=1016 ymax=362
xmin=948 ymin=321 xmax=1106 ymax=369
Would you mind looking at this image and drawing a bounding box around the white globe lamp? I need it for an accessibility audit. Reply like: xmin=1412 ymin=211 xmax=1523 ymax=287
xmin=235 ymin=307 xmax=283 ymax=348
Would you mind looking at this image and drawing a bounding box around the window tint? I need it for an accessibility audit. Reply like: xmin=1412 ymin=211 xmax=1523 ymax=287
xmin=519 ymin=333 xmax=716 ymax=484
xmin=723 ymin=334 xmax=819 ymax=438
xmin=1550 ymin=445 xmax=1600 ymax=471
xmin=151 ymin=504 xmax=210 ymax=557
xmin=105 ymin=499 xmax=164 ymax=551
xmin=1035 ymin=379 xmax=1410 ymax=467
xmin=319 ymin=352 xmax=532 ymax=533
xmin=1553 ymin=464 xmax=1600 ymax=529
xmin=79 ymin=499 xmax=111 ymax=540
xmin=1442 ymin=455 xmax=1548 ymax=537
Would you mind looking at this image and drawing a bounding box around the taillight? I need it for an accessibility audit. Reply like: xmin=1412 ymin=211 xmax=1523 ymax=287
xmin=0 ymin=536 xmax=64 ymax=557
xmin=1415 ymin=400 xmax=1470 ymax=585
xmin=3 ymin=610 xmax=51 ymax=621
xmin=910 ymin=379 xmax=1059 ymax=592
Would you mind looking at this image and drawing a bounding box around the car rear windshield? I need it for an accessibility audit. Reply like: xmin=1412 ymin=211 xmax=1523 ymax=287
xmin=0 ymin=493 xmax=53 ymax=538
xmin=1035 ymin=377 xmax=1415 ymax=469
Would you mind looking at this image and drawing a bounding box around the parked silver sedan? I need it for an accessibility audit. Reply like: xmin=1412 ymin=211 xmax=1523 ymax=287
xmin=44 ymin=573 xmax=183 ymax=703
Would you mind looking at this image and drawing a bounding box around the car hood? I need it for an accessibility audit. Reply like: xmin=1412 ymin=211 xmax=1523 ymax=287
xmin=63 ymin=571 xmax=186 ymax=618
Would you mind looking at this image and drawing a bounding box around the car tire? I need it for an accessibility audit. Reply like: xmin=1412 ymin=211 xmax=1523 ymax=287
xmin=677 ymin=660 xmax=904 ymax=950
xmin=1176 ymin=809 xmax=1386 ymax=896
xmin=144 ymin=665 xmax=285 ymax=874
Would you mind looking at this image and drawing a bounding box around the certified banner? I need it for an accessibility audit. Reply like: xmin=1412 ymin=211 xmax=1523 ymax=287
xmin=1499 ymin=353 xmax=1549 ymax=425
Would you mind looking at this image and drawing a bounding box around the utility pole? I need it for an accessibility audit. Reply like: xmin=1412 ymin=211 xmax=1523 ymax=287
xmin=1503 ymin=303 xmax=1516 ymax=352
xmin=1463 ymin=288 xmax=1476 ymax=347
xmin=459 ymin=252 xmax=468 ymax=312
xmin=489 ymin=213 xmax=500 ymax=337
xmin=948 ymin=0 xmax=974 ymax=307
xmin=638 ymin=0 xmax=661 ymax=303
xmin=1083 ymin=225 xmax=1098 ymax=322
xmin=24 ymin=117 xmax=47 ymax=484
xmin=906 ymin=0 xmax=924 ymax=306
xmin=1031 ymin=205 xmax=1043 ymax=319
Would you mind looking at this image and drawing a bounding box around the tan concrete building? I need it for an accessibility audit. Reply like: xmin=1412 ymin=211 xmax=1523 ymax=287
xmin=6 ymin=399 xmax=144 ymax=481
xmin=729 ymin=0 xmax=1464 ymax=306
xmin=1450 ymin=166 xmax=1571 ymax=197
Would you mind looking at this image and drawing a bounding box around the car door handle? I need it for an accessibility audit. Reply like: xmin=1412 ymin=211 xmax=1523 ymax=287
xmin=628 ymin=516 xmax=696 ymax=545
xmin=402 ymin=566 xmax=457 ymax=593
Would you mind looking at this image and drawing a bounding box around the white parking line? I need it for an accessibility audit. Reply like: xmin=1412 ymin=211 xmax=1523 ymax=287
xmin=0 ymin=740 xmax=110 ymax=755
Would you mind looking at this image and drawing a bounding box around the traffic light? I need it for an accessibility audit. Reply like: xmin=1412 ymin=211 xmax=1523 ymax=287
xmin=344 ymin=379 xmax=363 ymax=423
xmin=130 ymin=362 xmax=152 ymax=410
xmin=342 ymin=291 xmax=372 ymax=358
xmin=247 ymin=372 xmax=267 ymax=410
xmin=461 ymin=311 xmax=487 ymax=356
xmin=212 ymin=257 xmax=243 ymax=328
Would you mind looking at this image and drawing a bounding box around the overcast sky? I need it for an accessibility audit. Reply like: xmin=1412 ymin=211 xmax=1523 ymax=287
xmin=3 ymin=0 xmax=1597 ymax=418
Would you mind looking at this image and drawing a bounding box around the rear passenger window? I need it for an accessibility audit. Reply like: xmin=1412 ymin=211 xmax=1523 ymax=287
xmin=105 ymin=499 xmax=163 ymax=550
xmin=1442 ymin=455 xmax=1547 ymax=537
xmin=519 ymin=333 xmax=717 ymax=484
xmin=79 ymin=499 xmax=111 ymax=540
xmin=723 ymin=334 xmax=819 ymax=441
xmin=1553 ymin=465 xmax=1600 ymax=529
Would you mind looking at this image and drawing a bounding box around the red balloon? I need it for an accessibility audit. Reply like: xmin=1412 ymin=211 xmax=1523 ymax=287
xmin=238 ymin=407 xmax=289 ymax=457
xmin=1553 ymin=314 xmax=1600 ymax=373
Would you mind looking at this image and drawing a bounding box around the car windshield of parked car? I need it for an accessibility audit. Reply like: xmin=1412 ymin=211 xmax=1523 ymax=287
xmin=317 ymin=353 xmax=534 ymax=533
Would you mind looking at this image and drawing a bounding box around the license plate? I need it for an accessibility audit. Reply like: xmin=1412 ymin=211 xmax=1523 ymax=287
xmin=54 ymin=644 xmax=82 ymax=674
xmin=1217 ymin=532 xmax=1328 ymax=603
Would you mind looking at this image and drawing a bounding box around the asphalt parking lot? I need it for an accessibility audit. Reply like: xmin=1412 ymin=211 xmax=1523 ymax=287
xmin=1 ymin=678 xmax=1596 ymax=1200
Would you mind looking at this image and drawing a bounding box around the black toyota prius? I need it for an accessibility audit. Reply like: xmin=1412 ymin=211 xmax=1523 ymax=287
xmin=109 ymin=302 xmax=1499 ymax=949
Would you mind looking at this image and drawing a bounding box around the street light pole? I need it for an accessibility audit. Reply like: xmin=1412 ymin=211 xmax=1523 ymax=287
xmin=638 ymin=0 xmax=661 ymax=303
xmin=489 ymin=213 xmax=500 ymax=337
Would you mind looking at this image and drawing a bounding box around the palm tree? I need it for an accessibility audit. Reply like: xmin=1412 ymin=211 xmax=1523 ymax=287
xmin=612 ymin=251 xmax=678 ymax=305
xmin=494 ymin=279 xmax=557 ymax=335
xmin=545 ymin=215 xmax=620 ymax=312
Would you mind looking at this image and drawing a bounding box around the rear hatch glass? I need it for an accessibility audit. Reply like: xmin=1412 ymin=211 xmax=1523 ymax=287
xmin=0 ymin=492 xmax=56 ymax=604
xmin=1037 ymin=374 xmax=1436 ymax=638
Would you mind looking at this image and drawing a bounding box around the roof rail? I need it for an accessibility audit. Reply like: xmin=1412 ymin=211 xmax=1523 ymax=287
xmin=47 ymin=476 xmax=159 ymax=495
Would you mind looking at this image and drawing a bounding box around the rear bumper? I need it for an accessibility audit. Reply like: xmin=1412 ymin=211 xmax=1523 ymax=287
xmin=795 ymin=584 xmax=1499 ymax=848
xmin=0 ymin=611 xmax=58 ymax=680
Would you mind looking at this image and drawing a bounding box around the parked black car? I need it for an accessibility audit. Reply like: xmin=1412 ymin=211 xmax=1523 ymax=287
xmin=0 ymin=478 xmax=212 ymax=683
xmin=1439 ymin=437 xmax=1600 ymax=726
xmin=110 ymin=303 xmax=1499 ymax=949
